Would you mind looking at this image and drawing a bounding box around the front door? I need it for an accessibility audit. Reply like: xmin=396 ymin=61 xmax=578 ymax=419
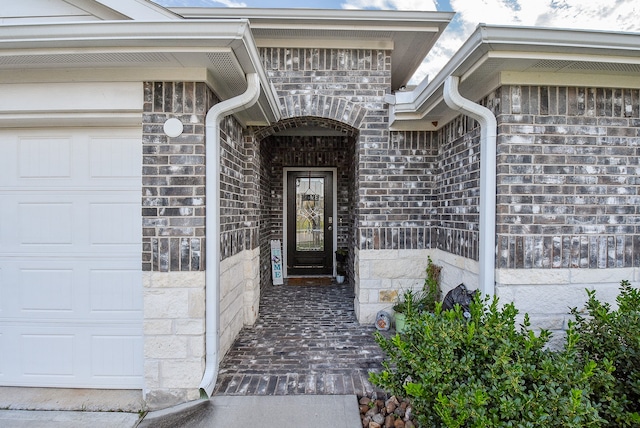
xmin=286 ymin=170 xmax=334 ymax=276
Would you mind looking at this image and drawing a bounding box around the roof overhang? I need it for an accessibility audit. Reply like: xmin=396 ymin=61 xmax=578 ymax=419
xmin=171 ymin=7 xmax=455 ymax=91
xmin=0 ymin=20 xmax=281 ymax=126
xmin=391 ymin=25 xmax=640 ymax=131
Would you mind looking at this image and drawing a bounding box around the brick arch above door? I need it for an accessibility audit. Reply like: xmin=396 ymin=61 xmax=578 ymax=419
xmin=254 ymin=96 xmax=364 ymax=139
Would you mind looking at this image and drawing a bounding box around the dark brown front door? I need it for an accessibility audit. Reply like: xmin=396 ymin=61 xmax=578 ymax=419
xmin=287 ymin=171 xmax=333 ymax=276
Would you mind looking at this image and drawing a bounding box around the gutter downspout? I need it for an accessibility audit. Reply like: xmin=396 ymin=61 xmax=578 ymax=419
xmin=443 ymin=76 xmax=497 ymax=297
xmin=199 ymin=73 xmax=261 ymax=398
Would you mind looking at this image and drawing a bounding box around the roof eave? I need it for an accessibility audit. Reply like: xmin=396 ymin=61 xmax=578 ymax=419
xmin=171 ymin=7 xmax=455 ymax=91
xmin=0 ymin=20 xmax=281 ymax=125
xmin=391 ymin=25 xmax=640 ymax=130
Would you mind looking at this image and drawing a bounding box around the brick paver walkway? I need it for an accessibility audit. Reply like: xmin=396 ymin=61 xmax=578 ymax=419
xmin=214 ymin=281 xmax=387 ymax=396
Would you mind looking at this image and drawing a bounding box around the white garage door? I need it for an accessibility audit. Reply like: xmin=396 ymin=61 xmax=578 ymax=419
xmin=0 ymin=128 xmax=143 ymax=388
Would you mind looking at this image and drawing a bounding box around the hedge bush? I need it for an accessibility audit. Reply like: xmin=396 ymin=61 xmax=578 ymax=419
xmin=571 ymin=280 xmax=640 ymax=427
xmin=371 ymin=294 xmax=616 ymax=427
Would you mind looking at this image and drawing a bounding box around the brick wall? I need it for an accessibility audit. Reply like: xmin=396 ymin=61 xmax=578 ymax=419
xmin=496 ymin=85 xmax=640 ymax=269
xmin=142 ymin=82 xmax=212 ymax=272
xmin=433 ymin=115 xmax=483 ymax=260
xmin=142 ymin=82 xmax=258 ymax=269
xmin=359 ymin=130 xmax=439 ymax=251
xmin=220 ymin=116 xmax=259 ymax=258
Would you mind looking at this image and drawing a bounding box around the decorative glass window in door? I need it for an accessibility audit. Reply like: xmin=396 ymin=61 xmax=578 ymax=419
xmin=295 ymin=176 xmax=325 ymax=251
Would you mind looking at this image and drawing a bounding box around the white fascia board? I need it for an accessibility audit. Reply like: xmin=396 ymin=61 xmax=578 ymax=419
xmin=92 ymin=0 xmax=179 ymax=20
xmin=0 ymin=20 xmax=251 ymax=49
xmin=499 ymin=71 xmax=640 ymax=90
xmin=251 ymin=22 xmax=441 ymax=33
xmin=173 ymin=7 xmax=454 ymax=25
xmin=254 ymin=39 xmax=393 ymax=50
xmin=475 ymin=25 xmax=640 ymax=55
xmin=0 ymin=67 xmax=210 ymax=84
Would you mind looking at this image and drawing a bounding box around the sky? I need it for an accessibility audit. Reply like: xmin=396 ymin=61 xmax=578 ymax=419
xmin=154 ymin=0 xmax=640 ymax=85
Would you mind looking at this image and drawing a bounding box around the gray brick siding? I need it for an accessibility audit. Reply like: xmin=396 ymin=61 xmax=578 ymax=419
xmin=142 ymin=81 xmax=251 ymax=272
xmin=496 ymin=85 xmax=640 ymax=268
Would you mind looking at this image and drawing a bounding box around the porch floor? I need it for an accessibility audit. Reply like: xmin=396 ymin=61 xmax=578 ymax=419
xmin=213 ymin=281 xmax=388 ymax=396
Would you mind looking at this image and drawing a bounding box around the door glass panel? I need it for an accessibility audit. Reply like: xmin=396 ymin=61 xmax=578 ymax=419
xmin=295 ymin=176 xmax=324 ymax=251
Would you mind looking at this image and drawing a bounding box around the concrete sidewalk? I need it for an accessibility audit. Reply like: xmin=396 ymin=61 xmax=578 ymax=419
xmin=138 ymin=395 xmax=362 ymax=428
xmin=0 ymin=395 xmax=362 ymax=428
xmin=0 ymin=409 xmax=141 ymax=427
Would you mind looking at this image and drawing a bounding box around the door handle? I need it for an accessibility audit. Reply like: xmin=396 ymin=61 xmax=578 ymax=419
xmin=327 ymin=226 xmax=333 ymax=231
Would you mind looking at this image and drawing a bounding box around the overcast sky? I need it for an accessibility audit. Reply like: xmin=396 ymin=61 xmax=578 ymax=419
xmin=154 ymin=0 xmax=640 ymax=85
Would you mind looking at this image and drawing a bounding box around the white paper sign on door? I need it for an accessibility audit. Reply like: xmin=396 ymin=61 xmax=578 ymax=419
xmin=270 ymin=240 xmax=284 ymax=285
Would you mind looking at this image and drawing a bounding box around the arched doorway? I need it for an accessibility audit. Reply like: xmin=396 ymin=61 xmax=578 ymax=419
xmin=255 ymin=117 xmax=359 ymax=286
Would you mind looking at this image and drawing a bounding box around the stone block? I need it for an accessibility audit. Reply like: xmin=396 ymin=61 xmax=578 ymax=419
xmin=391 ymin=278 xmax=423 ymax=290
xmin=144 ymin=388 xmax=192 ymax=411
xmin=379 ymin=289 xmax=398 ymax=303
xmin=220 ymin=282 xmax=243 ymax=315
xmin=188 ymin=336 xmax=205 ymax=358
xmin=359 ymin=278 xmax=382 ymax=290
xmin=144 ymin=319 xmax=172 ymax=335
xmin=144 ymin=289 xmax=190 ymax=318
xmin=495 ymin=268 xmax=570 ymax=285
xmin=498 ymin=283 xmax=591 ymax=315
xmin=143 ymin=271 xmax=205 ymax=289
xmin=372 ymin=258 xmax=425 ymax=279
xmin=145 ymin=336 xmax=189 ymax=359
xmin=570 ymin=267 xmax=634 ymax=285
xmin=188 ymin=288 xmax=205 ymax=318
xmin=160 ymin=360 xmax=203 ymax=389
xmin=144 ymin=361 xmax=160 ymax=389
xmin=359 ymin=249 xmax=398 ymax=260
xmin=357 ymin=303 xmax=393 ymax=324
xmin=174 ymin=319 xmax=204 ymax=335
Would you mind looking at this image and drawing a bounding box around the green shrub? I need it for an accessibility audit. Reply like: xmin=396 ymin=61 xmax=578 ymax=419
xmin=422 ymin=256 xmax=442 ymax=313
xmin=371 ymin=295 xmax=607 ymax=427
xmin=571 ymin=280 xmax=640 ymax=427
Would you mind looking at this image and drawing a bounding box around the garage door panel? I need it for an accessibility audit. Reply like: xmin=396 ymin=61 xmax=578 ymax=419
xmin=90 ymin=269 xmax=143 ymax=314
xmin=3 ymin=193 xmax=140 ymax=254
xmin=1 ymin=260 xmax=141 ymax=321
xmin=89 ymin=137 xmax=141 ymax=179
xmin=20 ymin=268 xmax=74 ymax=312
xmin=22 ymin=333 xmax=75 ymax=376
xmin=1 ymin=130 xmax=140 ymax=189
xmin=19 ymin=137 xmax=72 ymax=179
xmin=19 ymin=203 xmax=74 ymax=245
xmin=92 ymin=334 xmax=143 ymax=379
xmin=90 ymin=202 xmax=141 ymax=246
xmin=0 ymin=325 xmax=142 ymax=388
xmin=0 ymin=128 xmax=142 ymax=389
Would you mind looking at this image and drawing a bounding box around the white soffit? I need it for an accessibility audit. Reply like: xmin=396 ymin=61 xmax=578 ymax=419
xmin=0 ymin=20 xmax=280 ymax=125
xmin=391 ymin=25 xmax=640 ymax=131
xmin=171 ymin=7 xmax=454 ymax=91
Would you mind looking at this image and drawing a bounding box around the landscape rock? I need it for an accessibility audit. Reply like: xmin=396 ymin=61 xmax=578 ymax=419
xmin=358 ymin=394 xmax=418 ymax=428
xmin=384 ymin=415 xmax=395 ymax=427
xmin=372 ymin=413 xmax=385 ymax=425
